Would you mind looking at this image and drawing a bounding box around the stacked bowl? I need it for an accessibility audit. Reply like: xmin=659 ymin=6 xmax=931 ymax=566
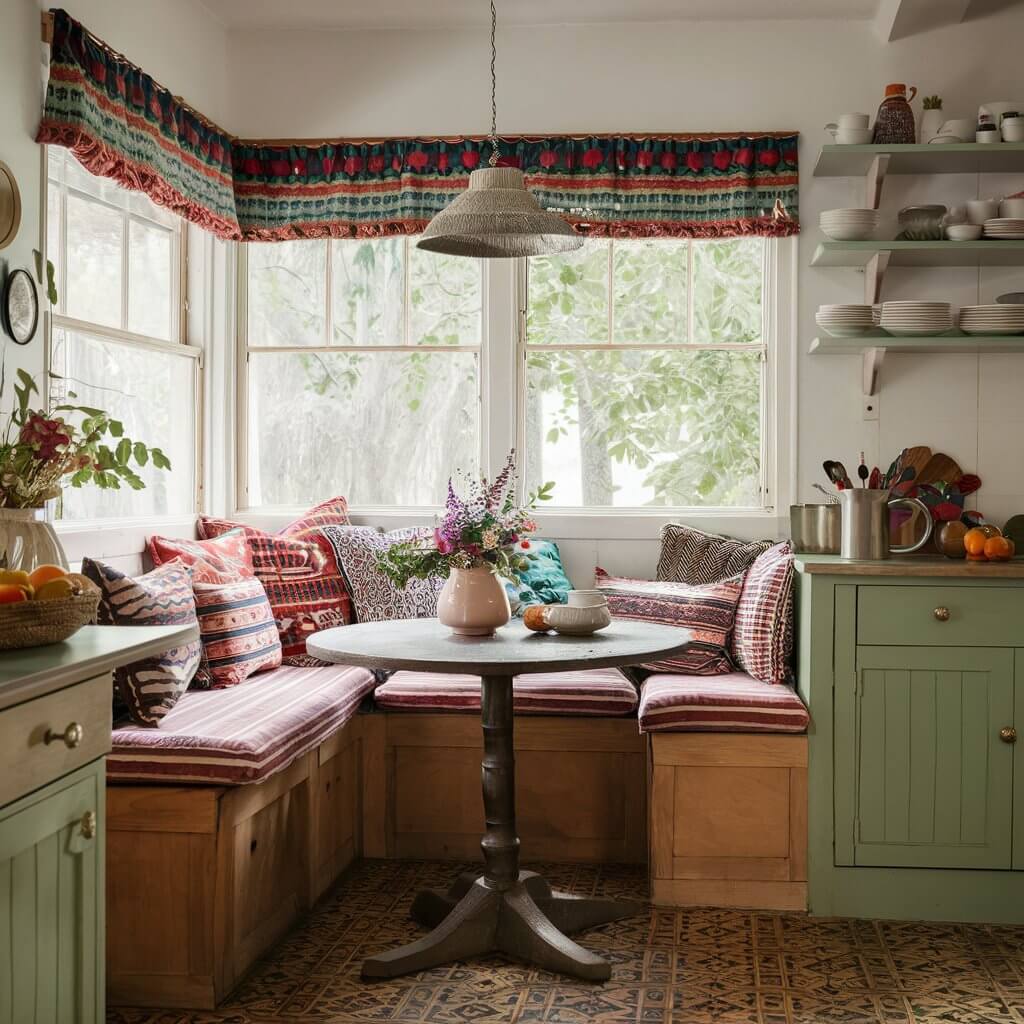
xmin=879 ymin=301 xmax=954 ymax=336
xmin=816 ymin=304 xmax=875 ymax=337
xmin=959 ymin=304 xmax=1024 ymax=335
xmin=820 ymin=208 xmax=879 ymax=241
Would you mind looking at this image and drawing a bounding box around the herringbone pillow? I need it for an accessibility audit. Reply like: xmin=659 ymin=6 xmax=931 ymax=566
xmin=657 ymin=523 xmax=773 ymax=585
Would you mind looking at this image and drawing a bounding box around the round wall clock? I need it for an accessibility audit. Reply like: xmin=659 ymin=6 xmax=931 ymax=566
xmin=0 ymin=161 xmax=21 ymax=250
xmin=3 ymin=269 xmax=39 ymax=345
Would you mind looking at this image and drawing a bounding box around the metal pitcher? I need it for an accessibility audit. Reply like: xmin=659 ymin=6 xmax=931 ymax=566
xmin=838 ymin=489 xmax=933 ymax=560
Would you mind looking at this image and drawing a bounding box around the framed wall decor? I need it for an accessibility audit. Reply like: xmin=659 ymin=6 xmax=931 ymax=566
xmin=3 ymin=268 xmax=39 ymax=345
xmin=0 ymin=160 xmax=21 ymax=250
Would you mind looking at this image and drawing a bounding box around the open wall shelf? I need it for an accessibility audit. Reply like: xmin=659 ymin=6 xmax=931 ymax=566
xmin=810 ymin=335 xmax=1024 ymax=355
xmin=811 ymin=240 xmax=1024 ymax=268
xmin=813 ymin=143 xmax=1024 ymax=178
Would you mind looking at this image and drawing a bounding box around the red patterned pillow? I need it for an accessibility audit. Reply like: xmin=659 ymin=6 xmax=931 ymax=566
xmin=730 ymin=542 xmax=794 ymax=684
xmin=192 ymin=577 xmax=282 ymax=688
xmin=196 ymin=499 xmax=353 ymax=662
xmin=594 ymin=567 xmax=742 ymax=676
xmin=148 ymin=530 xmax=255 ymax=584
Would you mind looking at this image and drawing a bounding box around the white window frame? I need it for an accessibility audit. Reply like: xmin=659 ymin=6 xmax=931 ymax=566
xmin=42 ymin=147 xmax=204 ymax=530
xmin=234 ymin=236 xmax=797 ymax=541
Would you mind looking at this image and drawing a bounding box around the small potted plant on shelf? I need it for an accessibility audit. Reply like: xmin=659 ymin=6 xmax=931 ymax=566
xmin=378 ymin=452 xmax=553 ymax=636
xmin=920 ymin=95 xmax=944 ymax=143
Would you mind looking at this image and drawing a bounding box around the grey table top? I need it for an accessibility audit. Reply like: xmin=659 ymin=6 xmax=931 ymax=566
xmin=307 ymin=618 xmax=692 ymax=676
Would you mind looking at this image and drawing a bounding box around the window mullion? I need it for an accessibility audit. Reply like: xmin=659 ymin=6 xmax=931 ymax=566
xmin=324 ymin=238 xmax=333 ymax=345
xmin=120 ymin=207 xmax=130 ymax=331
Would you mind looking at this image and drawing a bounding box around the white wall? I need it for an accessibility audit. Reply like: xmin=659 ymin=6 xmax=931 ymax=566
xmin=222 ymin=9 xmax=1024 ymax=570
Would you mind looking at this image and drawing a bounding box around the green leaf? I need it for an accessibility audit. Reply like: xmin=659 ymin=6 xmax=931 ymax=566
xmin=151 ymin=448 xmax=172 ymax=470
xmin=115 ymin=438 xmax=131 ymax=465
xmin=133 ymin=442 xmax=149 ymax=466
xmin=108 ymin=420 xmax=124 ymax=438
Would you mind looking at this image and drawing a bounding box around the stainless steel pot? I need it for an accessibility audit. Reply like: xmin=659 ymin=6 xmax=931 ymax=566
xmin=838 ymin=489 xmax=933 ymax=559
xmin=790 ymin=503 xmax=841 ymax=554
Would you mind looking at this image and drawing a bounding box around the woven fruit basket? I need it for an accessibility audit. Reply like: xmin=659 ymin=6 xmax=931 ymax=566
xmin=0 ymin=592 xmax=100 ymax=651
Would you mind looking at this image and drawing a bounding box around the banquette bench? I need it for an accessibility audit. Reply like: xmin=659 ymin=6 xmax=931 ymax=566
xmin=105 ymin=660 xmax=809 ymax=1009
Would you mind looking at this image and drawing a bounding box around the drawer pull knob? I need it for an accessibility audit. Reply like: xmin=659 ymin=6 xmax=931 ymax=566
xmin=933 ymin=606 xmax=950 ymax=622
xmin=80 ymin=811 xmax=97 ymax=840
xmin=1000 ymin=726 xmax=1017 ymax=744
xmin=44 ymin=722 xmax=83 ymax=749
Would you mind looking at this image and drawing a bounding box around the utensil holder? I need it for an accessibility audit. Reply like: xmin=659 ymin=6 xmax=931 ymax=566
xmin=790 ymin=504 xmax=841 ymax=554
xmin=838 ymin=489 xmax=933 ymax=560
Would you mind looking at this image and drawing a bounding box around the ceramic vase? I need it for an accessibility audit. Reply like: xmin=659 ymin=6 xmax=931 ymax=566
xmin=0 ymin=507 xmax=69 ymax=572
xmin=437 ymin=564 xmax=511 ymax=636
xmin=919 ymin=108 xmax=944 ymax=143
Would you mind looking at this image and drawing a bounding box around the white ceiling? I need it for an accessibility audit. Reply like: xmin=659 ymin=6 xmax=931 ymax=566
xmin=199 ymin=0 xmax=882 ymax=31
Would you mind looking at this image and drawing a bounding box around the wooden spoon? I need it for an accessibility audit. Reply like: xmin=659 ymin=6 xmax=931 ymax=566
xmin=916 ymin=452 xmax=963 ymax=488
xmin=900 ymin=445 xmax=933 ymax=483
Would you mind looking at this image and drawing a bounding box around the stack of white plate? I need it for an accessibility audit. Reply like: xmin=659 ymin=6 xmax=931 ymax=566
xmin=983 ymin=218 xmax=1024 ymax=240
xmin=815 ymin=304 xmax=875 ymax=336
xmin=879 ymin=301 xmax=954 ymax=336
xmin=820 ymin=208 xmax=879 ymax=241
xmin=959 ymin=303 xmax=1024 ymax=335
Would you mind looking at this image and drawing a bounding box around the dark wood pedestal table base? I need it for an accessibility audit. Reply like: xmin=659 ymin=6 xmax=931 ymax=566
xmin=307 ymin=618 xmax=692 ymax=982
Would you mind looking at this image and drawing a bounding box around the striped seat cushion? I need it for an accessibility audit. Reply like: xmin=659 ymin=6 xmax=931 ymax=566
xmin=638 ymin=672 xmax=809 ymax=734
xmin=108 ymin=664 xmax=376 ymax=784
xmin=373 ymin=669 xmax=639 ymax=716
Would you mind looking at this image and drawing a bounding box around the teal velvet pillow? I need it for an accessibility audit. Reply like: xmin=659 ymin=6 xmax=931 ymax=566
xmin=504 ymin=539 xmax=573 ymax=613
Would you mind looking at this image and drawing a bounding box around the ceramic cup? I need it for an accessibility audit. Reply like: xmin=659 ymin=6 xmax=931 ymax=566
xmin=836 ymin=128 xmax=873 ymax=145
xmin=967 ymin=198 xmax=1001 ymax=224
xmin=1002 ymin=118 xmax=1024 ymax=143
xmin=936 ymin=118 xmax=976 ymax=142
xmin=838 ymin=113 xmax=870 ymax=130
xmin=1000 ymin=196 xmax=1024 ymax=218
xmin=567 ymin=589 xmax=608 ymax=609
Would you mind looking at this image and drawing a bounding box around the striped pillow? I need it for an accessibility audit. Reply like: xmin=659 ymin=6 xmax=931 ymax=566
xmin=594 ymin=568 xmax=741 ymax=676
xmin=731 ymin=542 xmax=795 ymax=684
xmin=148 ymin=529 xmax=255 ymax=583
xmin=192 ymin=577 xmax=283 ymax=689
xmin=82 ymin=558 xmax=201 ymax=727
xmin=657 ymin=523 xmax=773 ymax=586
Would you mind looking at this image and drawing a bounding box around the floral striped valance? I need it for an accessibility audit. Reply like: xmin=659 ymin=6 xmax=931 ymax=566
xmin=37 ymin=10 xmax=799 ymax=243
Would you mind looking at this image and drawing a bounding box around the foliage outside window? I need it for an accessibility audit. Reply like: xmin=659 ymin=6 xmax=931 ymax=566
xmin=243 ymin=238 xmax=481 ymax=507
xmin=46 ymin=149 xmax=197 ymax=519
xmin=523 ymin=237 xmax=767 ymax=509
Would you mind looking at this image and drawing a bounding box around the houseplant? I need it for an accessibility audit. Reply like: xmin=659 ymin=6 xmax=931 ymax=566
xmin=378 ymin=452 xmax=553 ymax=635
xmin=920 ymin=95 xmax=944 ymax=143
xmin=0 ymin=369 xmax=169 ymax=570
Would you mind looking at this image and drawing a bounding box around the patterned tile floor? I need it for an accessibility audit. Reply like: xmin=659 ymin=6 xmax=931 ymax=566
xmin=109 ymin=859 xmax=1024 ymax=1024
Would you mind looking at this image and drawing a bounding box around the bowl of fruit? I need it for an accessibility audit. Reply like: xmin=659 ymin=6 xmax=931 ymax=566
xmin=0 ymin=565 xmax=101 ymax=650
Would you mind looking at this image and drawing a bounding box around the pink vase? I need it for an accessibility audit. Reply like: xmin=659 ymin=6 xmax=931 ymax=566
xmin=437 ymin=565 xmax=511 ymax=636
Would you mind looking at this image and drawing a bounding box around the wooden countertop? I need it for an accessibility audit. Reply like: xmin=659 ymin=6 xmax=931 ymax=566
xmin=795 ymin=555 xmax=1024 ymax=578
xmin=0 ymin=624 xmax=199 ymax=711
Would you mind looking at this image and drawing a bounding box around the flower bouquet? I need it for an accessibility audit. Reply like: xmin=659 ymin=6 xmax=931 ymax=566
xmin=378 ymin=452 xmax=553 ymax=635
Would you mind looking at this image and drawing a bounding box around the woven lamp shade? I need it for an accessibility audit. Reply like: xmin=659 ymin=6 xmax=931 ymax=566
xmin=417 ymin=167 xmax=582 ymax=258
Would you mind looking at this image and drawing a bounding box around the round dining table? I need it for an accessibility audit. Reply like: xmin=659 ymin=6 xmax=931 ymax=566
xmin=307 ymin=616 xmax=691 ymax=983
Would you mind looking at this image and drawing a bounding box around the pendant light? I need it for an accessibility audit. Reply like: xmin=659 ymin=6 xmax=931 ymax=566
xmin=416 ymin=0 xmax=583 ymax=259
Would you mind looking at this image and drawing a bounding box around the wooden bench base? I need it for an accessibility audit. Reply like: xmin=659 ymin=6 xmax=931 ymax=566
xmin=649 ymin=733 xmax=808 ymax=911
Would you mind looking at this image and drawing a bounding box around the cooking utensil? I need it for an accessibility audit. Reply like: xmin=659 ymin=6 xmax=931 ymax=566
xmin=858 ymin=453 xmax=869 ymax=488
xmin=882 ymin=448 xmax=907 ymax=488
xmin=916 ymin=453 xmax=963 ymax=488
xmin=955 ymin=473 xmax=982 ymax=496
xmin=900 ymin=446 xmax=933 ymax=483
xmin=868 ymin=466 xmax=882 ymax=489
xmin=839 ymin=489 xmax=934 ymax=559
xmin=790 ymin=504 xmax=841 ymax=554
xmin=812 ymin=483 xmax=840 ymax=504
xmin=824 ymin=460 xmax=854 ymax=490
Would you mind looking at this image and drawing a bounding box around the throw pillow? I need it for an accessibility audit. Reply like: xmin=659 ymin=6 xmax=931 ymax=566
xmin=321 ymin=525 xmax=442 ymax=622
xmin=595 ymin=567 xmax=742 ymax=676
xmin=82 ymin=558 xmax=201 ymax=727
xmin=731 ymin=541 xmax=795 ymax=685
xmin=657 ymin=523 xmax=774 ymax=585
xmin=506 ymin=539 xmax=573 ymax=611
xmin=192 ymin=576 xmax=283 ymax=688
xmin=147 ymin=529 xmax=255 ymax=583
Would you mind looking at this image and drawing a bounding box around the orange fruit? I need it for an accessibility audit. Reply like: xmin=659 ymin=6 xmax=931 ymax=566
xmin=963 ymin=527 xmax=990 ymax=557
xmin=34 ymin=577 xmax=76 ymax=601
xmin=28 ymin=564 xmax=67 ymax=590
xmin=0 ymin=583 xmax=29 ymax=604
xmin=984 ymin=535 xmax=1015 ymax=562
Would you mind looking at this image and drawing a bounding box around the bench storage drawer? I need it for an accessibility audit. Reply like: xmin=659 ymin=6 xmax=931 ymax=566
xmin=857 ymin=585 xmax=1024 ymax=647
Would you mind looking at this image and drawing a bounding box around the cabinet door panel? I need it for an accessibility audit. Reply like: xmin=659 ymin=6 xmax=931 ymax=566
xmin=839 ymin=647 xmax=1013 ymax=870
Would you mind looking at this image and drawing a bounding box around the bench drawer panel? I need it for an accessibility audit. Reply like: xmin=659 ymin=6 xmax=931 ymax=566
xmin=857 ymin=585 xmax=1024 ymax=646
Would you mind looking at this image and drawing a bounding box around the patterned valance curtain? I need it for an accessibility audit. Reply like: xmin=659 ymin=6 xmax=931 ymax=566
xmin=37 ymin=10 xmax=799 ymax=243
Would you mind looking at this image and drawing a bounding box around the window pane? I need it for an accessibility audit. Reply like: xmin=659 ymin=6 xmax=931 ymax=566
xmin=526 ymin=240 xmax=609 ymax=345
xmin=692 ymin=237 xmax=764 ymax=343
xmin=331 ymin=238 xmax=404 ymax=345
xmin=248 ymin=351 xmax=478 ymax=506
xmin=525 ymin=348 xmax=762 ymax=508
xmin=52 ymin=329 xmax=196 ymax=519
xmin=612 ymin=239 xmax=689 ymax=344
xmin=247 ymin=240 xmax=326 ymax=346
xmin=409 ymin=246 xmax=483 ymax=346
xmin=46 ymin=180 xmax=61 ymax=311
xmin=128 ymin=219 xmax=173 ymax=340
xmin=65 ymin=192 xmax=122 ymax=328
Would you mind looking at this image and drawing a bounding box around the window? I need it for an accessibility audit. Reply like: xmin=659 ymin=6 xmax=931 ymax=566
xmin=522 ymin=237 xmax=768 ymax=508
xmin=46 ymin=149 xmax=198 ymax=519
xmin=241 ymin=238 xmax=482 ymax=507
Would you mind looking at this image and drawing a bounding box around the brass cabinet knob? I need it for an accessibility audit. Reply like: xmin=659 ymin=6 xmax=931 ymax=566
xmin=933 ymin=607 xmax=950 ymax=622
xmin=44 ymin=722 xmax=83 ymax=749
xmin=1000 ymin=726 xmax=1017 ymax=744
xmin=80 ymin=810 xmax=97 ymax=840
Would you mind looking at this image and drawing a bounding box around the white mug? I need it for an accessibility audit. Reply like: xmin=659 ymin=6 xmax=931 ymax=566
xmin=937 ymin=118 xmax=975 ymax=141
xmin=838 ymin=112 xmax=869 ymax=130
xmin=967 ymin=198 xmax=1001 ymax=224
xmin=1000 ymin=196 xmax=1024 ymax=218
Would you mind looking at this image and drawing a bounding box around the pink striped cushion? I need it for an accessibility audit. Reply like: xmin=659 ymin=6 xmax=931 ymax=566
xmin=731 ymin=542 xmax=795 ymax=684
xmin=108 ymin=664 xmax=376 ymax=784
xmin=373 ymin=669 xmax=639 ymax=716
xmin=638 ymin=672 xmax=809 ymax=733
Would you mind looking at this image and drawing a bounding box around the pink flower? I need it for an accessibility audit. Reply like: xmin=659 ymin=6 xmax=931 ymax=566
xmin=434 ymin=528 xmax=454 ymax=555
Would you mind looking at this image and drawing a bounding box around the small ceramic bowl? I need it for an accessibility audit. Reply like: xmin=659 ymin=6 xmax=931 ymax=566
xmin=946 ymin=223 xmax=983 ymax=241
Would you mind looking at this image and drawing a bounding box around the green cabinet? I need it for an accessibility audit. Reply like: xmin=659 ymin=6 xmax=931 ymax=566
xmin=835 ymin=645 xmax=1015 ymax=870
xmin=0 ymin=761 xmax=104 ymax=1024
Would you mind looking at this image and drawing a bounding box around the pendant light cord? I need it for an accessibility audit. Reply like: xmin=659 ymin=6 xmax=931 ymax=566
xmin=488 ymin=0 xmax=498 ymax=167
